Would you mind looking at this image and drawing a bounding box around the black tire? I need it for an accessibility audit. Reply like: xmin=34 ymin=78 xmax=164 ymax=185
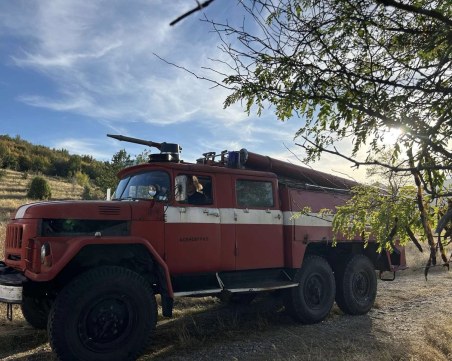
xmin=48 ymin=266 xmax=157 ymax=361
xmin=284 ymin=255 xmax=335 ymax=324
xmin=21 ymin=294 xmax=52 ymax=329
xmin=335 ymin=254 xmax=377 ymax=315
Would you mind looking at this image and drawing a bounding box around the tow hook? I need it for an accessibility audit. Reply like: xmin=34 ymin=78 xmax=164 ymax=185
xmin=6 ymin=303 xmax=13 ymax=321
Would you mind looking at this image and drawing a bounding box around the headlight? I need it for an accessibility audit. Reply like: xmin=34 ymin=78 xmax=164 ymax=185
xmin=41 ymin=243 xmax=50 ymax=264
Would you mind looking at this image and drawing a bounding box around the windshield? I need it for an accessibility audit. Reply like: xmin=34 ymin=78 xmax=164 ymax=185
xmin=113 ymin=170 xmax=170 ymax=201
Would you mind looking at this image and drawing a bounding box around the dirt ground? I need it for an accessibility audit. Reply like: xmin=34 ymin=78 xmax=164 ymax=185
xmin=0 ymin=264 xmax=451 ymax=361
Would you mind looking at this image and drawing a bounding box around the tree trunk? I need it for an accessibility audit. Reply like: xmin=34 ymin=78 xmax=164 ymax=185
xmin=408 ymin=149 xmax=436 ymax=278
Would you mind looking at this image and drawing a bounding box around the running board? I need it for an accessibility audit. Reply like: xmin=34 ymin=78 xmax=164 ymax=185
xmin=172 ymin=268 xmax=298 ymax=297
xmin=172 ymin=273 xmax=222 ymax=297
xmin=218 ymin=268 xmax=298 ymax=292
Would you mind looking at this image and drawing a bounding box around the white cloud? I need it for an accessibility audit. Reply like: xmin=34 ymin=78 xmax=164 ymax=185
xmin=52 ymin=138 xmax=112 ymax=160
xmin=6 ymin=0 xmax=248 ymax=129
xmin=18 ymin=94 xmax=91 ymax=112
xmin=13 ymin=42 xmax=122 ymax=68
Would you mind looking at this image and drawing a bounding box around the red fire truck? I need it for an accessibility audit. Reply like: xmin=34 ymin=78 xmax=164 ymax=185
xmin=0 ymin=135 xmax=405 ymax=361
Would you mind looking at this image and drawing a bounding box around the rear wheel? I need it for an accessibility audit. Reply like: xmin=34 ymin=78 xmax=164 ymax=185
xmin=284 ymin=255 xmax=335 ymax=324
xmin=48 ymin=266 xmax=157 ymax=361
xmin=335 ymin=254 xmax=377 ymax=315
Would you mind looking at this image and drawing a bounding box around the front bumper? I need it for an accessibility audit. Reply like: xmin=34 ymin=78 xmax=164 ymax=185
xmin=0 ymin=261 xmax=26 ymax=303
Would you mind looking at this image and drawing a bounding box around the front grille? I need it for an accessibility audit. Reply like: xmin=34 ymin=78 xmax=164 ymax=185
xmin=4 ymin=222 xmax=36 ymax=271
xmin=6 ymin=224 xmax=23 ymax=249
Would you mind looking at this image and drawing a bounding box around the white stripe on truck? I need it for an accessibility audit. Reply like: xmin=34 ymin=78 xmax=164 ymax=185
xmin=165 ymin=207 xmax=332 ymax=227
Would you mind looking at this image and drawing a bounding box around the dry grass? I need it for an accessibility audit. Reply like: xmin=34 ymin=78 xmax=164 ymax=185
xmin=0 ymin=169 xmax=82 ymax=203
xmin=0 ymin=220 xmax=5 ymax=257
xmin=404 ymin=240 xmax=431 ymax=271
xmin=0 ymin=169 xmax=83 ymax=268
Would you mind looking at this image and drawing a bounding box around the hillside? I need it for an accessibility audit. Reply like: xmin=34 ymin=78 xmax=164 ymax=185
xmin=0 ymin=135 xmax=104 ymax=179
xmin=0 ymin=134 xmax=133 ymax=193
xmin=0 ymin=169 xmax=83 ymax=221
xmin=0 ymin=169 xmax=84 ymax=256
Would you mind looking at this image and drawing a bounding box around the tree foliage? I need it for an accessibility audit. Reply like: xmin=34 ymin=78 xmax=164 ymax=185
xmin=81 ymin=185 xmax=105 ymax=200
xmin=208 ymin=0 xmax=451 ymax=193
xmin=94 ymin=150 xmax=133 ymax=192
xmin=206 ymin=0 xmax=451 ymax=269
xmin=74 ymin=171 xmax=90 ymax=187
xmin=333 ymin=185 xmax=421 ymax=247
xmin=334 ymin=152 xmax=424 ymax=250
xmin=334 ymin=151 xmax=451 ymax=278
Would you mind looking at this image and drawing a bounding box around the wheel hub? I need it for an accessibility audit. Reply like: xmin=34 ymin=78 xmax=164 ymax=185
xmin=79 ymin=296 xmax=132 ymax=350
xmin=353 ymin=272 xmax=370 ymax=298
xmin=304 ymin=274 xmax=324 ymax=308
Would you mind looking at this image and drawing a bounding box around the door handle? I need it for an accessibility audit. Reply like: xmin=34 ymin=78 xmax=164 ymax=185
xmin=203 ymin=209 xmax=220 ymax=217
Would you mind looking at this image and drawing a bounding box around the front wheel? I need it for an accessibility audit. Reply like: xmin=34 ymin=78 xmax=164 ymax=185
xmin=48 ymin=266 xmax=157 ymax=361
xmin=284 ymin=255 xmax=335 ymax=324
xmin=335 ymin=254 xmax=377 ymax=315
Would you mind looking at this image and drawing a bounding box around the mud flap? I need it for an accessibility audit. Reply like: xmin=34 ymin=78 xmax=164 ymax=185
xmin=385 ymin=241 xmax=407 ymax=272
xmin=157 ymin=264 xmax=173 ymax=317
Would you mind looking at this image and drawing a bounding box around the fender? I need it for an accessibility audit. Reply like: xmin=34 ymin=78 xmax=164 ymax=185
xmin=24 ymin=236 xmax=174 ymax=297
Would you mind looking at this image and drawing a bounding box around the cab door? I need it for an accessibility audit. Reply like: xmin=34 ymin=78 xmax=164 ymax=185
xmin=233 ymin=177 xmax=284 ymax=270
xmin=164 ymin=173 xmax=221 ymax=274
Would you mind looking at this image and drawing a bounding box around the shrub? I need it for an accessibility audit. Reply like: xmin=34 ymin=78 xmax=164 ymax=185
xmin=0 ymin=169 xmax=6 ymax=180
xmin=82 ymin=185 xmax=105 ymax=200
xmin=27 ymin=176 xmax=52 ymax=200
xmin=74 ymin=171 xmax=90 ymax=187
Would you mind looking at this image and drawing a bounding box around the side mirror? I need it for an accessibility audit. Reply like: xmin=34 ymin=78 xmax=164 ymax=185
xmin=175 ymin=175 xmax=187 ymax=202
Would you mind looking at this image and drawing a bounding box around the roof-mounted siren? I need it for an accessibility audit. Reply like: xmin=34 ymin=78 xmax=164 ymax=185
xmin=107 ymin=134 xmax=182 ymax=163
xmin=227 ymin=148 xmax=249 ymax=168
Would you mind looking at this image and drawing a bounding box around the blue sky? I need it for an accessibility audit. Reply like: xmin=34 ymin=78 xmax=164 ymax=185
xmin=0 ymin=0 xmax=367 ymax=181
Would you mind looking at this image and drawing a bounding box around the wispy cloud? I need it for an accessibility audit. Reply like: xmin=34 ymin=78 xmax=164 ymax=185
xmin=5 ymin=0 xmax=252 ymax=130
xmin=18 ymin=94 xmax=92 ymax=112
xmin=52 ymin=138 xmax=112 ymax=160
xmin=13 ymin=42 xmax=123 ymax=68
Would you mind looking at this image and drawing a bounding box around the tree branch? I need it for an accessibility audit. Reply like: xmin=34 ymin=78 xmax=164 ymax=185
xmin=170 ymin=0 xmax=215 ymax=26
xmin=376 ymin=0 xmax=452 ymax=26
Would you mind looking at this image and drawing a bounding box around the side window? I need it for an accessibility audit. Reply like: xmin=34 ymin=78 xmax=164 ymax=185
xmin=177 ymin=174 xmax=213 ymax=205
xmin=236 ymin=180 xmax=274 ymax=208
